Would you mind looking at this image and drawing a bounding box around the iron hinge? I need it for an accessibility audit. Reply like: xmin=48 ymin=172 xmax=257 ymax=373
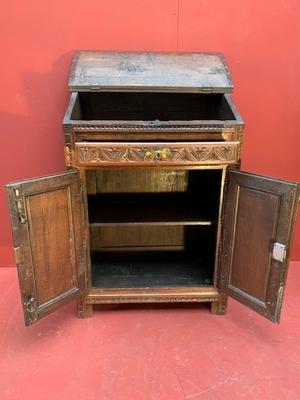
xmin=13 ymin=246 xmax=23 ymax=266
xmin=24 ymin=295 xmax=38 ymax=324
xmin=14 ymin=187 xmax=27 ymax=224
xmin=200 ymin=87 xmax=213 ymax=93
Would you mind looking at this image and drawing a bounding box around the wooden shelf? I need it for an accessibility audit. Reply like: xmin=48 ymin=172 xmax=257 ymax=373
xmin=88 ymin=193 xmax=215 ymax=227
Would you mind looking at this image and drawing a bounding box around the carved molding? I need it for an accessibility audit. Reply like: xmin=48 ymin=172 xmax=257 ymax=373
xmin=72 ymin=124 xmax=236 ymax=132
xmin=76 ymin=143 xmax=239 ymax=165
xmin=87 ymin=296 xmax=217 ymax=304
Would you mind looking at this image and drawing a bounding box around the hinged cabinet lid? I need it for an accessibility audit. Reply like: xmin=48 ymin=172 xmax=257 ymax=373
xmin=68 ymin=51 xmax=233 ymax=93
xmin=218 ymin=170 xmax=299 ymax=323
xmin=6 ymin=170 xmax=86 ymax=326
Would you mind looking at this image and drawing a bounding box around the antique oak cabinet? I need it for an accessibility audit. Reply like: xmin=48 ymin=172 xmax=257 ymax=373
xmin=7 ymin=52 xmax=299 ymax=326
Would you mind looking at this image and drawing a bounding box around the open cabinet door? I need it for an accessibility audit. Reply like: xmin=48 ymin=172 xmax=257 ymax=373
xmin=218 ymin=170 xmax=299 ymax=322
xmin=6 ymin=170 xmax=86 ymax=326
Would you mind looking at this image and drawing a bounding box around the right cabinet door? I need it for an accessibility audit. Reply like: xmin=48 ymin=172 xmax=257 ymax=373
xmin=218 ymin=170 xmax=299 ymax=322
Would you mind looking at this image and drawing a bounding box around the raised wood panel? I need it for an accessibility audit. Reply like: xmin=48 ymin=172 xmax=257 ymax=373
xmin=6 ymin=171 xmax=86 ymax=326
xmin=229 ymin=187 xmax=278 ymax=301
xmin=26 ymin=188 xmax=76 ymax=304
xmin=219 ymin=170 xmax=299 ymax=322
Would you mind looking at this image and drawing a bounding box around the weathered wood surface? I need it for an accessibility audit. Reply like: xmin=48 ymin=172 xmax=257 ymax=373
xmin=218 ymin=170 xmax=299 ymax=322
xmin=6 ymin=171 xmax=86 ymax=325
xmin=69 ymin=51 xmax=233 ymax=93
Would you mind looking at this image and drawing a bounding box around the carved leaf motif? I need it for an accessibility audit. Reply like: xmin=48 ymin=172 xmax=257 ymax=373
xmin=184 ymin=147 xmax=198 ymax=161
xmin=199 ymin=147 xmax=214 ymax=161
xmin=77 ymin=144 xmax=238 ymax=164
xmin=214 ymin=146 xmax=234 ymax=161
xmin=172 ymin=148 xmax=186 ymax=161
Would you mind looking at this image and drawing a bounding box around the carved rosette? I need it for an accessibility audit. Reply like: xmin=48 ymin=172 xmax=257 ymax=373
xmin=75 ymin=143 xmax=239 ymax=165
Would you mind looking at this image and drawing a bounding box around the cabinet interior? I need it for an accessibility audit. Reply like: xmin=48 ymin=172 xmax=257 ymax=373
xmin=86 ymin=168 xmax=222 ymax=289
xmin=71 ymin=92 xmax=236 ymax=121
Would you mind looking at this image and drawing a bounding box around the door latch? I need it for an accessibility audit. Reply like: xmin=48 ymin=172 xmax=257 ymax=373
xmin=272 ymin=242 xmax=286 ymax=263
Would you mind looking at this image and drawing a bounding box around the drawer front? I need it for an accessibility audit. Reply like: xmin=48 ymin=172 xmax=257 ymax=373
xmin=74 ymin=142 xmax=240 ymax=166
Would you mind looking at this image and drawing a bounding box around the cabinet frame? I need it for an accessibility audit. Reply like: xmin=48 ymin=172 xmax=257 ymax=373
xmin=6 ymin=51 xmax=299 ymax=326
xmin=80 ymin=164 xmax=228 ymax=315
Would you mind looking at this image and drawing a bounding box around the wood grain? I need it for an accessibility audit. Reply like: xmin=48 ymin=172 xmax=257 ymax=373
xmin=68 ymin=51 xmax=233 ymax=93
xmin=6 ymin=171 xmax=86 ymax=325
xmin=219 ymin=170 xmax=299 ymax=322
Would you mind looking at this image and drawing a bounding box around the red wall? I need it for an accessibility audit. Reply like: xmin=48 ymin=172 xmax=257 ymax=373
xmin=1 ymin=0 xmax=300 ymax=266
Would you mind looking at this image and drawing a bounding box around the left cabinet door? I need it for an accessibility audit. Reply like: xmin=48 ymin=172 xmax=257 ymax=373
xmin=6 ymin=170 xmax=86 ymax=326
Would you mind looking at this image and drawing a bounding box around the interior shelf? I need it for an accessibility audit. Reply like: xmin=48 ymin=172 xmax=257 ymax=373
xmin=91 ymin=251 xmax=213 ymax=288
xmin=88 ymin=193 xmax=215 ymax=226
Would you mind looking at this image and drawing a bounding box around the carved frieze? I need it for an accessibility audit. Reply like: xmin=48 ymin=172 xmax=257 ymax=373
xmin=72 ymin=123 xmax=233 ymax=132
xmin=75 ymin=143 xmax=239 ymax=165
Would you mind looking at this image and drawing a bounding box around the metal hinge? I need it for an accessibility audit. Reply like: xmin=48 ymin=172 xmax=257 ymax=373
xmin=24 ymin=295 xmax=38 ymax=324
xmin=272 ymin=242 xmax=287 ymax=263
xmin=13 ymin=246 xmax=23 ymax=265
xmin=89 ymin=86 xmax=102 ymax=91
xmin=201 ymin=87 xmax=213 ymax=93
xmin=14 ymin=187 xmax=27 ymax=224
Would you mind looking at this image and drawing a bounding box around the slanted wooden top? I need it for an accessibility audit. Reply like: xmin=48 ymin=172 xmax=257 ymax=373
xmin=68 ymin=51 xmax=233 ymax=93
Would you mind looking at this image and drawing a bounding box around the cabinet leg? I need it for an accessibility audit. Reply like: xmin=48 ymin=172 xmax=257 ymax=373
xmin=210 ymin=294 xmax=228 ymax=315
xmin=77 ymin=298 xmax=93 ymax=318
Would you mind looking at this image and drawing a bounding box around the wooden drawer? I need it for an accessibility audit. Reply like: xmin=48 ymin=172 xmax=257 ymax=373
xmin=73 ymin=142 xmax=240 ymax=166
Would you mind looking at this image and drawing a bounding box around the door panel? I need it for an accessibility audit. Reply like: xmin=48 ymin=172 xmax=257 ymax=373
xmin=6 ymin=170 xmax=86 ymax=326
xmin=218 ymin=170 xmax=299 ymax=322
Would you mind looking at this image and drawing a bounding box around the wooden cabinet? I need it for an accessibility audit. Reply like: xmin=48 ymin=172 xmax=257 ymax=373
xmin=6 ymin=52 xmax=299 ymax=326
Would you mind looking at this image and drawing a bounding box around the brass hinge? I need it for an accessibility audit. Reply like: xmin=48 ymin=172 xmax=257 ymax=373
xmin=14 ymin=187 xmax=27 ymax=224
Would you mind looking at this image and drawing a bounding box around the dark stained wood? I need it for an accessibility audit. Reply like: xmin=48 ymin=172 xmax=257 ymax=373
xmin=6 ymin=171 xmax=86 ymax=326
xmin=75 ymin=92 xmax=235 ymax=121
xmin=11 ymin=52 xmax=300 ymax=324
xmin=63 ymin=92 xmax=244 ymax=142
xmin=68 ymin=51 xmax=233 ymax=93
xmin=218 ymin=170 xmax=299 ymax=322
xmin=91 ymin=251 xmax=213 ymax=288
xmin=88 ymin=193 xmax=215 ymax=226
